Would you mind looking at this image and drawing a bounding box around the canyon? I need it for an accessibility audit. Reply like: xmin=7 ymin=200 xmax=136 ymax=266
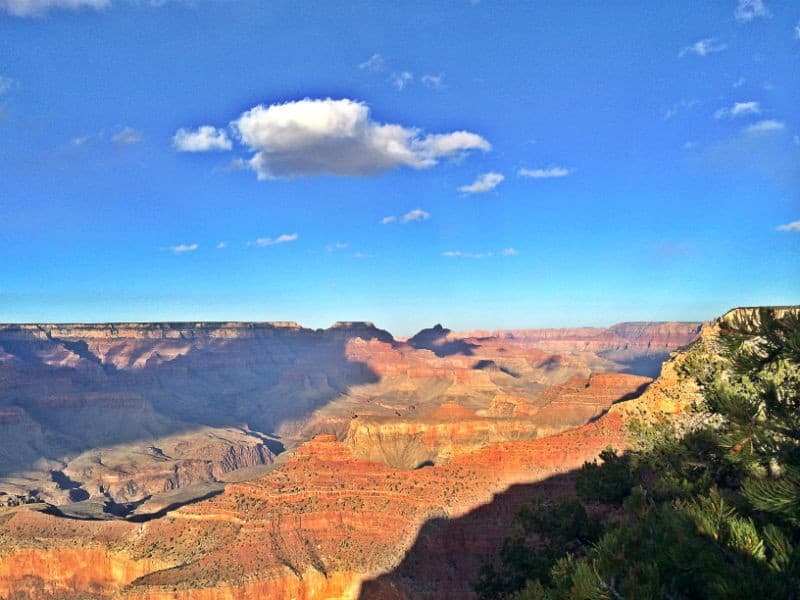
xmin=0 ymin=317 xmax=704 ymax=598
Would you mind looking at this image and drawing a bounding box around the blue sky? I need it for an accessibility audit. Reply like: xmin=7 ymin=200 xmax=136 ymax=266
xmin=0 ymin=0 xmax=798 ymax=334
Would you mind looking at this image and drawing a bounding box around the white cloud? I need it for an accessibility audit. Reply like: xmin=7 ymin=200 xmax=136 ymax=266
xmin=71 ymin=134 xmax=93 ymax=146
xmin=518 ymin=166 xmax=571 ymax=178
xmin=359 ymin=53 xmax=385 ymax=72
xmin=325 ymin=242 xmax=348 ymax=251
xmin=459 ymin=172 xmax=504 ymax=194
xmin=714 ymin=101 xmax=761 ymax=119
xmin=443 ymin=248 xmax=518 ymax=258
xmin=743 ymin=119 xmax=785 ymax=135
xmin=680 ymin=38 xmax=727 ymax=57
xmin=216 ymin=242 xmax=226 ymax=249
xmin=795 ymin=21 xmax=800 ymax=40
xmin=0 ymin=76 xmax=17 ymax=95
xmin=112 ymin=126 xmax=142 ymax=146
xmin=421 ymin=74 xmax=444 ymax=89
xmin=776 ymin=221 xmax=800 ymax=232
xmin=173 ymin=125 xmax=232 ymax=152
xmin=253 ymin=233 xmax=298 ymax=247
xmin=0 ymin=0 xmax=108 ymax=16
xmin=230 ymin=98 xmax=490 ymax=179
xmin=401 ymin=208 xmax=430 ymax=222
xmin=170 ymin=243 xmax=198 ymax=254
xmin=442 ymin=251 xmax=493 ymax=259
xmin=664 ymin=99 xmax=698 ymax=120
xmin=391 ymin=71 xmax=413 ymax=90
xmin=733 ymin=77 xmax=746 ymax=88
xmin=735 ymin=0 xmax=770 ymax=22
xmin=380 ymin=209 xmax=430 ymax=224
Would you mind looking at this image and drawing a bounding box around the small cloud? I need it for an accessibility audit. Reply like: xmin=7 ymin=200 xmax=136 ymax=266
xmin=169 ymin=243 xmax=198 ymax=254
xmin=253 ymin=233 xmax=298 ymax=247
xmin=684 ymin=141 xmax=697 ymax=149
xmin=359 ymin=53 xmax=385 ymax=72
xmin=401 ymin=208 xmax=430 ymax=223
xmin=714 ymin=101 xmax=761 ymax=119
xmin=421 ymin=74 xmax=444 ymax=89
xmin=795 ymin=21 xmax=800 ymax=40
xmin=112 ymin=126 xmax=142 ymax=146
xmin=794 ymin=135 xmax=800 ymax=146
xmin=391 ymin=71 xmax=413 ymax=90
xmin=459 ymin=171 xmax=504 ymax=193
xmin=733 ymin=77 xmax=746 ymax=88
xmin=680 ymin=38 xmax=727 ymax=57
xmin=352 ymin=251 xmax=371 ymax=259
xmin=664 ymin=99 xmax=698 ymax=120
xmin=734 ymin=0 xmax=770 ymax=22
xmin=325 ymin=242 xmax=348 ymax=252
xmin=0 ymin=0 xmax=109 ymax=17
xmin=518 ymin=166 xmax=571 ymax=179
xmin=173 ymin=125 xmax=232 ymax=152
xmin=71 ymin=133 xmax=95 ymax=146
xmin=502 ymin=248 xmax=518 ymax=256
xmin=0 ymin=76 xmax=17 ymax=95
xmin=216 ymin=242 xmax=226 ymax=249
xmin=743 ymin=119 xmax=785 ymax=135
xmin=776 ymin=221 xmax=800 ymax=232
xmin=380 ymin=215 xmax=397 ymax=225
xmin=442 ymin=250 xmax=493 ymax=259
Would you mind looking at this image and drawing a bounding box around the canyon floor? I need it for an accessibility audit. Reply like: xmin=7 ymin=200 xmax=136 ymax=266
xmin=0 ymin=319 xmax=702 ymax=598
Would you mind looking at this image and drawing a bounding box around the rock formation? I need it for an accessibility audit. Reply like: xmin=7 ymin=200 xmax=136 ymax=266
xmin=0 ymin=316 xmax=715 ymax=598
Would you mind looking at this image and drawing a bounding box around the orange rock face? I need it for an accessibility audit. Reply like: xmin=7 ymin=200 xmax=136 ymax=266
xmin=0 ymin=319 xmax=705 ymax=599
xmin=0 ymin=407 xmax=629 ymax=599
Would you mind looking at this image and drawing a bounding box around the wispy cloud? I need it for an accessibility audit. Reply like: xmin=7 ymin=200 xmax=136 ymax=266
xmin=442 ymin=251 xmax=492 ymax=259
xmin=0 ymin=0 xmax=109 ymax=17
xmin=0 ymin=76 xmax=17 ymax=95
xmin=173 ymin=125 xmax=232 ymax=152
xmin=663 ymin=99 xmax=698 ymax=120
xmin=733 ymin=77 xmax=746 ymax=88
xmin=421 ymin=74 xmax=444 ymax=89
xmin=743 ymin=119 xmax=784 ymax=135
xmin=714 ymin=101 xmax=761 ymax=119
xmin=252 ymin=233 xmax=298 ymax=247
xmin=459 ymin=172 xmax=504 ymax=193
xmin=734 ymin=0 xmax=770 ymax=22
xmin=795 ymin=21 xmax=800 ymax=40
xmin=71 ymin=133 xmax=97 ymax=146
xmin=225 ymin=98 xmax=489 ymax=179
xmin=776 ymin=221 xmax=800 ymax=232
xmin=680 ymin=38 xmax=727 ymax=57
xmin=216 ymin=242 xmax=226 ymax=249
xmin=359 ymin=53 xmax=385 ymax=72
xmin=169 ymin=243 xmax=198 ymax=254
xmin=112 ymin=126 xmax=142 ymax=146
xmin=380 ymin=209 xmax=430 ymax=224
xmin=518 ymin=166 xmax=571 ymax=179
xmin=325 ymin=242 xmax=348 ymax=252
xmin=443 ymin=247 xmax=519 ymax=259
xmin=401 ymin=208 xmax=430 ymax=222
xmin=391 ymin=71 xmax=413 ymax=90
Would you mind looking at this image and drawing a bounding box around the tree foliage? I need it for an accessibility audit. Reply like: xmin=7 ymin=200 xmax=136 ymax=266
xmin=476 ymin=309 xmax=800 ymax=599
